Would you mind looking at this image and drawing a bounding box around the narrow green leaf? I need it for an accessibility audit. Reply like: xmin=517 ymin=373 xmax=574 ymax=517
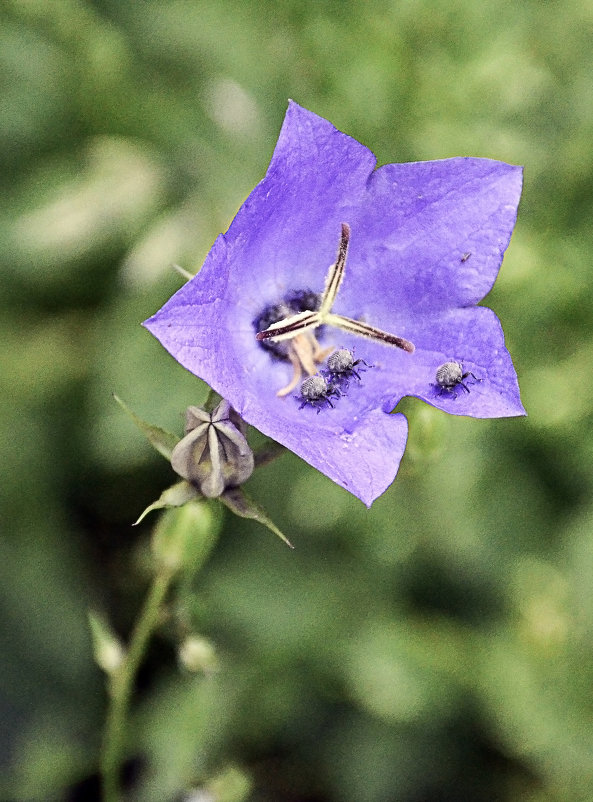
xmin=134 ymin=481 xmax=200 ymax=525
xmin=88 ymin=610 xmax=125 ymax=675
xmin=113 ymin=394 xmax=179 ymax=459
xmin=220 ymin=487 xmax=294 ymax=548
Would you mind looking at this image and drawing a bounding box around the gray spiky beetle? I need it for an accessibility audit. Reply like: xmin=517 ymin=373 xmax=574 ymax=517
xmin=298 ymin=374 xmax=341 ymax=412
xmin=435 ymin=360 xmax=480 ymax=395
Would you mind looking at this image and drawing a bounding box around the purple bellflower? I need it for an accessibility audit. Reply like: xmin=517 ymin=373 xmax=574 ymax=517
xmin=144 ymin=102 xmax=524 ymax=506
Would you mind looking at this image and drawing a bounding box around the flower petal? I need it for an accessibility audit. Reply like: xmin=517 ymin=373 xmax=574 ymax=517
xmin=254 ymin=408 xmax=409 ymax=508
xmin=338 ymin=158 xmax=523 ymax=322
xmin=222 ymin=101 xmax=377 ymax=303
xmin=316 ymin=307 xmax=524 ymax=420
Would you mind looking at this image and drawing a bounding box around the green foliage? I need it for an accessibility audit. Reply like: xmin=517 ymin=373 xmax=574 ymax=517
xmin=1 ymin=0 xmax=593 ymax=800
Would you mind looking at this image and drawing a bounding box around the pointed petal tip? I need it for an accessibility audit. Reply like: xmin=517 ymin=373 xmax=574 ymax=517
xmin=141 ymin=315 xmax=154 ymax=332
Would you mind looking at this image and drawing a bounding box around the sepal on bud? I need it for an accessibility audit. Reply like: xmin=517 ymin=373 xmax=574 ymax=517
xmin=220 ymin=486 xmax=293 ymax=549
xmin=113 ymin=394 xmax=178 ymax=459
xmin=134 ymin=480 xmax=200 ymax=525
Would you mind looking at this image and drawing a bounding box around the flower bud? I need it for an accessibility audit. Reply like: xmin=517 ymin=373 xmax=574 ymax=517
xmin=170 ymin=400 xmax=254 ymax=498
xmin=178 ymin=635 xmax=218 ymax=674
xmin=151 ymin=501 xmax=218 ymax=573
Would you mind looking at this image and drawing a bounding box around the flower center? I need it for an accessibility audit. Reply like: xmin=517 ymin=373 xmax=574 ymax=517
xmin=253 ymin=290 xmax=333 ymax=397
xmin=255 ymin=224 xmax=415 ymax=398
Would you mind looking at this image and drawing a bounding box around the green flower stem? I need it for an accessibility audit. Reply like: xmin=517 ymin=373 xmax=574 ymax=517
xmin=101 ymin=565 xmax=175 ymax=802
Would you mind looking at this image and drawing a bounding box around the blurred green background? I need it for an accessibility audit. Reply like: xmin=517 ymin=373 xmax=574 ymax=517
xmin=2 ymin=0 xmax=593 ymax=800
